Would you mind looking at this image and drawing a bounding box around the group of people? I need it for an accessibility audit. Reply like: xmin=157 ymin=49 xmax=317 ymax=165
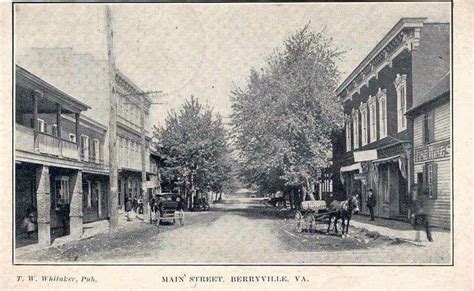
xmin=124 ymin=195 xmax=144 ymax=221
xmin=361 ymin=184 xmax=433 ymax=242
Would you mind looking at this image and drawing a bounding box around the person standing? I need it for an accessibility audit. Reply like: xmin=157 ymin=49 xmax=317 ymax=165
xmin=366 ymin=189 xmax=376 ymax=221
xmin=409 ymin=184 xmax=433 ymax=242
xmin=125 ymin=196 xmax=132 ymax=221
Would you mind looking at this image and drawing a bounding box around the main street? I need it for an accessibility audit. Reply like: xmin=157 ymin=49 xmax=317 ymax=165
xmin=16 ymin=195 xmax=450 ymax=264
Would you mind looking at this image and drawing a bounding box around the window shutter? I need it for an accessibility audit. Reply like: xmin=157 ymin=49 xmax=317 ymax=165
xmin=423 ymin=163 xmax=428 ymax=196
xmin=431 ymin=163 xmax=438 ymax=199
xmin=429 ymin=110 xmax=435 ymax=143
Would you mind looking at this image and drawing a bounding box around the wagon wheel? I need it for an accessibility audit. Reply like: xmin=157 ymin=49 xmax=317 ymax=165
xmin=295 ymin=211 xmax=303 ymax=233
xmin=179 ymin=209 xmax=185 ymax=226
xmin=305 ymin=213 xmax=316 ymax=234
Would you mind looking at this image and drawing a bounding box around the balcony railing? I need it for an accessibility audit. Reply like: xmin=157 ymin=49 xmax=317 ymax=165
xmin=15 ymin=123 xmax=80 ymax=161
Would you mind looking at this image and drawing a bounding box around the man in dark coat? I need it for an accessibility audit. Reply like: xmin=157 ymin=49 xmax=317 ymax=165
xmin=366 ymin=189 xmax=376 ymax=221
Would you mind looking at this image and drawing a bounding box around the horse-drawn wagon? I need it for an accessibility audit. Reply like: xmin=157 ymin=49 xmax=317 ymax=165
xmin=294 ymin=200 xmax=332 ymax=233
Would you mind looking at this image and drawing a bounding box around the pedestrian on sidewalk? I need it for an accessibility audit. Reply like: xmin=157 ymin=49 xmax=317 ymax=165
xmin=125 ymin=196 xmax=133 ymax=221
xmin=366 ymin=189 xmax=376 ymax=221
xmin=409 ymin=184 xmax=433 ymax=242
xmin=21 ymin=207 xmax=37 ymax=239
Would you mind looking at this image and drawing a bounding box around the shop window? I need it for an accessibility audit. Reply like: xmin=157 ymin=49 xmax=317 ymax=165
xmin=423 ymin=110 xmax=435 ymax=144
xmin=52 ymin=177 xmax=70 ymax=209
xmin=394 ymin=74 xmax=407 ymax=132
xmin=423 ymin=162 xmax=437 ymax=199
xmin=352 ymin=109 xmax=359 ymax=149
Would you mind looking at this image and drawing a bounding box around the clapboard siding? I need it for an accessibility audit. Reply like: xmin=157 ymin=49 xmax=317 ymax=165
xmin=412 ymin=102 xmax=451 ymax=229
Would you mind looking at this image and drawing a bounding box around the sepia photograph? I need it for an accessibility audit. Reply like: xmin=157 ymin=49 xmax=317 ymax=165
xmin=11 ymin=2 xmax=452 ymax=266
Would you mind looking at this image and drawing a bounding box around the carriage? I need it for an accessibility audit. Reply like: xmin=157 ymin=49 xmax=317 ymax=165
xmin=152 ymin=193 xmax=185 ymax=227
xmin=294 ymin=200 xmax=333 ymax=233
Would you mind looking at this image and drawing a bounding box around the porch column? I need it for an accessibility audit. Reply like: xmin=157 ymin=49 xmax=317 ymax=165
xmin=69 ymin=170 xmax=83 ymax=238
xmin=56 ymin=103 xmax=62 ymax=138
xmin=75 ymin=113 xmax=80 ymax=148
xmin=35 ymin=165 xmax=51 ymax=246
xmin=32 ymin=90 xmax=43 ymax=131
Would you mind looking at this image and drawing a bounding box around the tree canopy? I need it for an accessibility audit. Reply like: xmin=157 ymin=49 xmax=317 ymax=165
xmin=230 ymin=24 xmax=344 ymax=197
xmin=155 ymin=96 xmax=233 ymax=199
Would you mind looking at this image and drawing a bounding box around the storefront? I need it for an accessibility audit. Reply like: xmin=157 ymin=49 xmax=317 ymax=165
xmin=340 ymin=144 xmax=410 ymax=220
xmin=82 ymin=174 xmax=109 ymax=223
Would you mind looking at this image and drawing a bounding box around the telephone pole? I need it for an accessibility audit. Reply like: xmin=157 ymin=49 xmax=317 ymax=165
xmin=105 ymin=5 xmax=119 ymax=232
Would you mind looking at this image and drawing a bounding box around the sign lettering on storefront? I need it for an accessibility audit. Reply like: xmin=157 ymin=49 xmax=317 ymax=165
xmin=353 ymin=173 xmax=367 ymax=181
xmin=414 ymin=140 xmax=450 ymax=163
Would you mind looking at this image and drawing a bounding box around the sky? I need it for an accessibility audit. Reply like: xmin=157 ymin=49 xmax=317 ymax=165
xmin=15 ymin=3 xmax=450 ymax=127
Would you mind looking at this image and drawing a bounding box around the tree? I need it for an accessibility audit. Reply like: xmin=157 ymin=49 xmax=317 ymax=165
xmin=231 ymin=23 xmax=344 ymax=208
xmin=155 ymin=96 xmax=232 ymax=209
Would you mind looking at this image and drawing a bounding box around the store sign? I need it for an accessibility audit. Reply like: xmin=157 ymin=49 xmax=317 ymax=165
xmin=354 ymin=173 xmax=367 ymax=181
xmin=414 ymin=140 xmax=450 ymax=163
xmin=354 ymin=150 xmax=378 ymax=162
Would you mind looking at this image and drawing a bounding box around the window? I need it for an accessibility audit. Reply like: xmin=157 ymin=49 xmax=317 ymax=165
xmin=423 ymin=110 xmax=435 ymax=144
xmin=423 ymin=162 xmax=437 ymax=199
xmin=394 ymin=74 xmax=407 ymax=132
xmin=345 ymin=115 xmax=352 ymax=152
xmin=52 ymin=124 xmax=58 ymax=137
xmin=80 ymin=135 xmax=90 ymax=161
xmin=37 ymin=119 xmax=45 ymax=133
xmin=93 ymin=139 xmax=100 ymax=163
xmin=52 ymin=177 xmax=70 ymax=209
xmin=69 ymin=133 xmax=76 ymax=143
xmin=360 ymin=103 xmax=368 ymax=146
xmin=352 ymin=109 xmax=359 ymax=149
xmin=368 ymin=95 xmax=377 ymax=142
xmin=377 ymin=88 xmax=387 ymax=138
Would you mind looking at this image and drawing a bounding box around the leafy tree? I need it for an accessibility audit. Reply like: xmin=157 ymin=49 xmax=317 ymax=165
xmin=231 ymin=24 xmax=344 ymax=207
xmin=155 ymin=96 xmax=232 ymax=208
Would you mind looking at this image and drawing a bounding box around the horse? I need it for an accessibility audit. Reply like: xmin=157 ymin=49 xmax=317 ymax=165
xmin=326 ymin=195 xmax=360 ymax=238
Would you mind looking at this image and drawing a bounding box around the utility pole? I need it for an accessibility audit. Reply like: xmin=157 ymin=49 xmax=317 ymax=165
xmin=105 ymin=5 xmax=119 ymax=232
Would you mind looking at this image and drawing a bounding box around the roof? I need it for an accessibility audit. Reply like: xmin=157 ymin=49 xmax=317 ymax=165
xmin=406 ymin=72 xmax=450 ymax=116
xmin=16 ymin=65 xmax=91 ymax=113
xmin=336 ymin=18 xmax=427 ymax=97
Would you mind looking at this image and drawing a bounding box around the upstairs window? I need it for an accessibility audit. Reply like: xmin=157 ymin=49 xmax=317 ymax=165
xmin=368 ymin=95 xmax=377 ymax=143
xmin=352 ymin=109 xmax=359 ymax=149
xmin=52 ymin=124 xmax=58 ymax=137
xmin=92 ymin=139 xmax=100 ymax=163
xmin=377 ymin=88 xmax=388 ymax=138
xmin=69 ymin=133 xmax=76 ymax=143
xmin=80 ymin=135 xmax=90 ymax=161
xmin=394 ymin=74 xmax=407 ymax=132
xmin=423 ymin=110 xmax=435 ymax=144
xmin=345 ymin=115 xmax=352 ymax=152
xmin=360 ymin=103 xmax=368 ymax=146
xmin=37 ymin=118 xmax=45 ymax=133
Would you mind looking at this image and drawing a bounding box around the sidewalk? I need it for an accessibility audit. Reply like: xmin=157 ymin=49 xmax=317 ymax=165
xmin=351 ymin=214 xmax=451 ymax=248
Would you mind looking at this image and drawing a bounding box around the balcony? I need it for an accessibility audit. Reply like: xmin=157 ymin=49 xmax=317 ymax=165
xmin=15 ymin=123 xmax=79 ymax=160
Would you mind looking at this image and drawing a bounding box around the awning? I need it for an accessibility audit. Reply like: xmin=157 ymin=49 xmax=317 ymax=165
xmin=340 ymin=163 xmax=362 ymax=173
xmin=372 ymin=154 xmax=407 ymax=179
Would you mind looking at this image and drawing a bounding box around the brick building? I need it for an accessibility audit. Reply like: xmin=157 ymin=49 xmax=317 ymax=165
xmin=333 ymin=18 xmax=450 ymax=224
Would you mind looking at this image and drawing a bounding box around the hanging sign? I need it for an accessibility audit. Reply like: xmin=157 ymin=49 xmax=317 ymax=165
xmin=354 ymin=173 xmax=367 ymax=181
xmin=414 ymin=140 xmax=450 ymax=163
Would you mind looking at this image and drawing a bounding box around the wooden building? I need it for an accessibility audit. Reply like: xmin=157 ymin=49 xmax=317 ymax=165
xmin=406 ymin=73 xmax=450 ymax=229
